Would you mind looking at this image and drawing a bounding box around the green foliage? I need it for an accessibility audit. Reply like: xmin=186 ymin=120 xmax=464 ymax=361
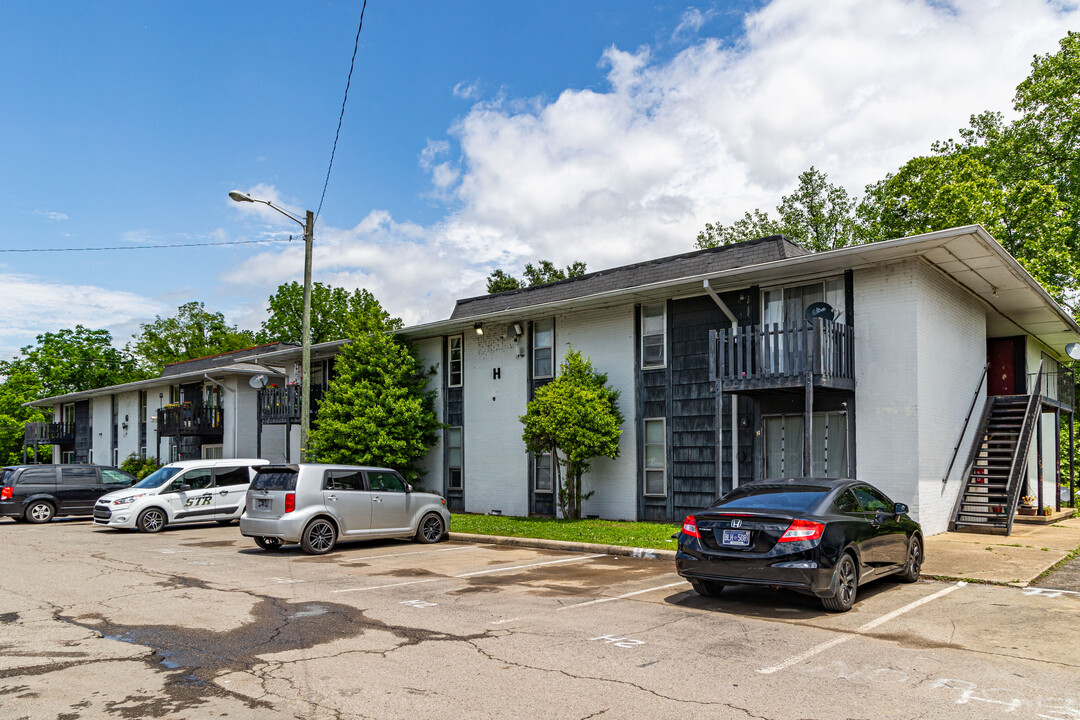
xmin=130 ymin=301 xmax=256 ymax=372
xmin=307 ymin=329 xmax=439 ymax=486
xmin=120 ymin=453 xmax=161 ymax=479
xmin=520 ymin=348 xmax=623 ymax=519
xmin=450 ymin=513 xmax=680 ymax=550
xmin=696 ymin=167 xmax=855 ymax=251
xmin=486 ymin=260 xmax=588 ymax=294
xmin=257 ymin=281 xmax=402 ymax=345
xmin=0 ymin=364 xmax=50 ymax=465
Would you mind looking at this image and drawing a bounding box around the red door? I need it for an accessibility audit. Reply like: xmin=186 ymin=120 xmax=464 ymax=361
xmin=987 ymin=338 xmax=1017 ymax=396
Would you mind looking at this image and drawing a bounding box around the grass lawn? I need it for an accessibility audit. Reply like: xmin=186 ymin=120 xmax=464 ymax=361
xmin=450 ymin=513 xmax=682 ymax=550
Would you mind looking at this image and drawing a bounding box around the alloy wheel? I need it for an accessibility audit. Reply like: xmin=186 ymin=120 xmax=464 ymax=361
xmin=421 ymin=515 xmax=444 ymax=543
xmin=307 ymin=521 xmax=335 ymax=553
xmin=838 ymin=557 xmax=857 ymax=606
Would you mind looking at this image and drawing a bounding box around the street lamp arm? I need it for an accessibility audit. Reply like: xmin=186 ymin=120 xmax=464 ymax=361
xmin=228 ymin=190 xmax=305 ymax=228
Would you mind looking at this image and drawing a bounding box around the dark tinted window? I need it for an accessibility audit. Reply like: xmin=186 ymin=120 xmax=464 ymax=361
xmin=368 ymin=471 xmax=405 ymax=493
xmin=325 ymin=470 xmax=365 ymax=491
xmin=17 ymin=468 xmax=56 ymax=485
xmin=834 ymin=490 xmax=860 ymax=513
xmin=101 ymin=469 xmax=134 ymax=486
xmin=1 ymin=469 xmax=14 ymax=486
xmin=62 ymin=467 xmax=98 ymax=485
xmin=853 ymin=486 xmax=892 ymax=513
xmin=133 ymin=466 xmax=181 ymax=489
xmin=711 ymin=485 xmax=829 ymax=513
xmin=252 ymin=470 xmax=298 ymax=492
xmin=214 ymin=467 xmax=251 ymax=486
xmin=172 ymin=468 xmax=212 ymax=491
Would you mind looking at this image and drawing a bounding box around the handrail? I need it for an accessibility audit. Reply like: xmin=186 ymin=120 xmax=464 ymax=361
xmin=1004 ymin=360 xmax=1043 ymax=535
xmin=942 ymin=362 xmax=990 ymax=485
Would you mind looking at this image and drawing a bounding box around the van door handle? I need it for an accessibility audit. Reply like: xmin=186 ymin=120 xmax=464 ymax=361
xmin=373 ymin=496 xmax=382 ymax=503
xmin=327 ymin=494 xmax=338 ymax=501
xmin=218 ymin=490 xmax=228 ymax=496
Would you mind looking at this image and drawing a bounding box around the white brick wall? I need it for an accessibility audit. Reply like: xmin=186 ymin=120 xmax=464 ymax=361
xmin=115 ymin=391 xmax=141 ymax=463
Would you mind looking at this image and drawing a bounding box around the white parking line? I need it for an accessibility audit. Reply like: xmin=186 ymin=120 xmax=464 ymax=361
xmin=332 ymin=578 xmax=442 ymax=594
xmin=354 ymin=545 xmax=478 ymax=561
xmin=757 ymin=582 xmax=967 ymax=675
xmin=555 ymin=581 xmax=689 ymax=611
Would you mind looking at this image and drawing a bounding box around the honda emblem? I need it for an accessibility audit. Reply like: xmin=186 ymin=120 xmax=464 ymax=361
xmin=730 ymin=518 xmax=742 ymax=529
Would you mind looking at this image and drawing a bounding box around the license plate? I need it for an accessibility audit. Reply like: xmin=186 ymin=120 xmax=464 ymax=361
xmin=721 ymin=529 xmax=751 ymax=547
xmin=256 ymin=498 xmax=271 ymax=510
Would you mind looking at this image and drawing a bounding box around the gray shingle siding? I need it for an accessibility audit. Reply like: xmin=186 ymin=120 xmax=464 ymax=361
xmin=450 ymin=235 xmax=807 ymax=320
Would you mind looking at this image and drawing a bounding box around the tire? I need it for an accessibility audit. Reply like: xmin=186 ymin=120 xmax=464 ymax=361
xmin=689 ymin=579 xmax=725 ymax=597
xmin=136 ymin=507 xmax=168 ymax=534
xmin=821 ymin=553 xmax=858 ymax=612
xmin=300 ymin=518 xmax=337 ymax=555
xmin=898 ymin=536 xmax=922 ymax=583
xmin=254 ymin=536 xmax=284 ymax=552
xmin=24 ymin=500 xmax=55 ymax=524
xmin=415 ymin=513 xmax=445 ymax=544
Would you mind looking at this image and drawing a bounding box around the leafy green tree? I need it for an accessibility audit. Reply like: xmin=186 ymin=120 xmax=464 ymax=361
xmin=120 ymin=453 xmax=161 ymax=479
xmin=308 ymin=327 xmax=439 ymax=487
xmin=0 ymin=364 xmax=50 ymax=465
xmin=258 ymin=282 xmax=402 ymax=345
xmin=130 ymin=301 xmax=256 ymax=372
xmin=519 ymin=348 xmax=623 ymax=519
xmin=696 ymin=167 xmax=855 ymax=251
xmin=486 ymin=260 xmax=588 ymax=293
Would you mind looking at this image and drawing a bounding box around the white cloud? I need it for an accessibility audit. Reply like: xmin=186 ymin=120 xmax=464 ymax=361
xmin=673 ymin=7 xmax=715 ymax=40
xmin=453 ymin=81 xmax=480 ymax=100
xmin=33 ymin=210 xmax=68 ymax=222
xmin=220 ymin=0 xmax=1080 ymax=331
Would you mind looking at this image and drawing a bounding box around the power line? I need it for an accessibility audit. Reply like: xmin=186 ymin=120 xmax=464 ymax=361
xmin=315 ymin=0 xmax=368 ymax=224
xmin=0 ymin=237 xmax=297 ymax=253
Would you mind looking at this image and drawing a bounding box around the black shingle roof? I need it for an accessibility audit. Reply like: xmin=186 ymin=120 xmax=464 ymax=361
xmin=450 ymin=235 xmax=809 ymax=320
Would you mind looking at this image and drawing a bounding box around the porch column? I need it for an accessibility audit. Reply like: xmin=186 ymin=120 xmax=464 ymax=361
xmin=1055 ymin=408 xmax=1061 ymax=512
xmin=1037 ymin=411 xmax=1044 ymax=511
xmin=1071 ymin=412 xmax=1076 ymax=507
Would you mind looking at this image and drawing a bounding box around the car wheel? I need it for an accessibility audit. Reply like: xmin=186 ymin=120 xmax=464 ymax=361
xmin=24 ymin=501 xmax=55 ymax=524
xmin=689 ymin=579 xmax=725 ymax=597
xmin=821 ymin=553 xmax=858 ymax=612
xmin=898 ymin=536 xmax=922 ymax=583
xmin=254 ymin=536 xmax=284 ymax=552
xmin=300 ymin=518 xmax=337 ymax=555
xmin=136 ymin=508 xmax=167 ymax=534
xmin=415 ymin=513 xmax=445 ymax=544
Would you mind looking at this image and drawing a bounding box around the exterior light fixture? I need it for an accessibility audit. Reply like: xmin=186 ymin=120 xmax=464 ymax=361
xmin=474 ymin=322 xmax=484 ymax=336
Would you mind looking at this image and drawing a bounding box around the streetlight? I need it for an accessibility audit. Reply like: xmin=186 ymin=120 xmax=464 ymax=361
xmin=230 ymin=190 xmax=315 ymax=463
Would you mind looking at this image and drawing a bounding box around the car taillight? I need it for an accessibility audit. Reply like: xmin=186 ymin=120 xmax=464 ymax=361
xmin=778 ymin=518 xmax=825 ymax=543
xmin=284 ymin=493 xmax=295 ymax=514
xmin=0 ymin=487 xmax=11 ymax=500
xmin=682 ymin=515 xmax=700 ymax=538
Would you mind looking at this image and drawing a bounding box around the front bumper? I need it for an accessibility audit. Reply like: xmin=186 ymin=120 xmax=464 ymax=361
xmin=676 ymin=537 xmax=836 ymax=597
xmin=92 ymin=503 xmax=139 ymax=529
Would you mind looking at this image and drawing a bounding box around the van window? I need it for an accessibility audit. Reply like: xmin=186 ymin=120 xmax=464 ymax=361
xmin=325 ymin=470 xmax=365 ymax=491
xmin=368 ymin=471 xmax=405 ymax=493
xmin=252 ymin=470 xmax=298 ymax=492
xmin=172 ymin=468 xmax=212 ymax=491
xmin=132 ymin=466 xmax=181 ymax=489
xmin=101 ymin=469 xmax=133 ymax=486
xmin=0 ymin=469 xmax=14 ymax=487
xmin=214 ymin=467 xmax=251 ymax=486
xmin=62 ymin=467 xmax=98 ymax=485
xmin=17 ymin=468 xmax=56 ymax=485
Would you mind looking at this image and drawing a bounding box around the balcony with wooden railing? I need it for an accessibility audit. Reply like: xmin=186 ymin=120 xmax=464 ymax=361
xmin=157 ymin=404 xmax=224 ymax=439
xmin=710 ymin=318 xmax=855 ymax=393
xmin=258 ymin=386 xmax=324 ymax=425
xmin=23 ymin=422 xmax=75 ymax=446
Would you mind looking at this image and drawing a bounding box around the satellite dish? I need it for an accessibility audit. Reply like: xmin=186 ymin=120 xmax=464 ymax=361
xmin=1066 ymin=343 xmax=1080 ymax=361
xmin=249 ymin=374 xmax=268 ymax=389
xmin=804 ymin=301 xmax=835 ymax=324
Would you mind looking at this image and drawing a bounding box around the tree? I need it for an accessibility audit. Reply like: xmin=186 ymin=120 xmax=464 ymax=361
xmin=0 ymin=364 xmax=50 ymax=466
xmin=519 ymin=348 xmax=623 ymax=519
xmin=130 ymin=302 xmax=256 ymax=372
xmin=258 ymin=282 xmax=402 ymax=345
xmin=696 ymin=167 xmax=856 ymax=251
xmin=307 ymin=327 xmax=439 ymax=487
xmin=486 ymin=260 xmax=588 ymax=294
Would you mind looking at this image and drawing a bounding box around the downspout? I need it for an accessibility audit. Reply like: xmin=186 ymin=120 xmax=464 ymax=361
xmin=704 ymin=280 xmax=739 ymax=489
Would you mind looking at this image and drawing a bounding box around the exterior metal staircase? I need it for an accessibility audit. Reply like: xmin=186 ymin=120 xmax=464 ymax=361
xmin=950 ymin=366 xmax=1042 ymax=535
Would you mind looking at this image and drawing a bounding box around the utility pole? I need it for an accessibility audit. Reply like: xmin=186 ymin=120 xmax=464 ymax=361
xmin=301 ymin=210 xmax=314 ymax=463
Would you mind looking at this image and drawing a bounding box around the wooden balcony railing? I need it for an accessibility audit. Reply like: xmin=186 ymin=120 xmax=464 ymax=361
xmin=23 ymin=422 xmax=75 ymax=445
xmin=711 ymin=318 xmax=855 ymax=392
xmin=158 ymin=405 xmax=224 ymax=439
xmin=258 ymin=386 xmax=324 ymax=425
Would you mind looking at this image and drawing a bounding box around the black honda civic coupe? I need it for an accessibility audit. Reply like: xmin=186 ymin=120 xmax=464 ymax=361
xmin=675 ymin=478 xmax=923 ymax=612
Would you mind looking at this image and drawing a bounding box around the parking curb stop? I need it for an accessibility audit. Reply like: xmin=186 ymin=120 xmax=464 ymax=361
xmin=447 ymin=532 xmax=677 ymax=561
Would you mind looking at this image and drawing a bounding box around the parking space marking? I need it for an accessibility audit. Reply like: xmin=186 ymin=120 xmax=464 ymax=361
xmin=757 ymin=582 xmax=967 ymax=675
xmin=400 ymin=599 xmax=438 ymax=608
xmin=332 ymin=578 xmax=442 ymax=594
xmin=1022 ymin=587 xmax=1080 ymax=599
xmin=555 ymin=580 xmax=688 ymax=611
xmin=456 ymin=554 xmax=607 ymax=578
xmin=356 ymin=545 xmax=478 ymax=561
xmin=589 ymin=634 xmax=645 ymax=649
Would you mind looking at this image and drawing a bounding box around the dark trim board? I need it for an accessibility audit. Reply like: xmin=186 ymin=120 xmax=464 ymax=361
xmin=528 ymin=318 xmax=556 ymax=516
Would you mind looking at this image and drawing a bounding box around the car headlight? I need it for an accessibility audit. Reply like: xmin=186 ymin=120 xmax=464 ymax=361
xmin=112 ymin=493 xmax=148 ymax=506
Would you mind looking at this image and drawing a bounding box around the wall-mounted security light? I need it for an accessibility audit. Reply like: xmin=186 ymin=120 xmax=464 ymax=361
xmin=513 ymin=322 xmax=524 ymax=337
xmin=474 ymin=322 xmax=484 ymax=336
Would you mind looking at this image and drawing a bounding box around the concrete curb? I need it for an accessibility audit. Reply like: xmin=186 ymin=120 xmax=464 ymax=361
xmin=448 ymin=532 xmax=678 ymax=562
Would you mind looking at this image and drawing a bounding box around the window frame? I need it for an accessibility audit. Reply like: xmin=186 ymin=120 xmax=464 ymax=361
xmin=762 ymin=411 xmax=848 ymax=479
xmin=640 ymin=303 xmax=667 ymax=369
xmin=533 ymin=319 xmax=554 ymax=379
xmin=760 ymin=276 xmax=847 ymax=329
xmin=534 ymin=451 xmax=553 ymax=494
xmin=447 ymin=426 xmax=463 ymax=491
xmin=643 ymin=417 xmax=667 ymax=497
xmin=448 ymin=335 xmax=464 ymax=388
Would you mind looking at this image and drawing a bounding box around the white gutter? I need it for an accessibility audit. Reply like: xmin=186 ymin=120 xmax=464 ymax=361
xmin=703 ymin=280 xmax=739 ymax=490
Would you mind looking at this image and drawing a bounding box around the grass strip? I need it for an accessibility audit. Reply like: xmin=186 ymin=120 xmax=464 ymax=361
xmin=451 ymin=513 xmax=681 ymax=550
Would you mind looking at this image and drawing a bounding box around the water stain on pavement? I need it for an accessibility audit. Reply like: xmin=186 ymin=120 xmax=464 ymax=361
xmin=180 ymin=540 xmax=238 ymax=549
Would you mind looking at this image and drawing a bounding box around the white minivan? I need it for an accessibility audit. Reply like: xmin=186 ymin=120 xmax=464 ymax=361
xmin=93 ymin=458 xmax=267 ymax=533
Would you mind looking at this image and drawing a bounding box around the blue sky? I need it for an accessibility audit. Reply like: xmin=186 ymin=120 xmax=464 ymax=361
xmin=1 ymin=0 xmax=1076 ymax=361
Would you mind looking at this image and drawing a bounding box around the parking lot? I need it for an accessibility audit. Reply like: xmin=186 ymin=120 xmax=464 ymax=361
xmin=1 ymin=519 xmax=1079 ymax=719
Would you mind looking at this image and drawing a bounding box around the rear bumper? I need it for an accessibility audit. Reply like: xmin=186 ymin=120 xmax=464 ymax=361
xmin=239 ymin=514 xmax=307 ymax=543
xmin=0 ymin=500 xmax=23 ymax=518
xmin=676 ymin=540 xmax=836 ymax=597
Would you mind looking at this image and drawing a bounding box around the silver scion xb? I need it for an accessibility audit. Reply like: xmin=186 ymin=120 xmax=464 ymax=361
xmin=239 ymin=464 xmax=451 ymax=554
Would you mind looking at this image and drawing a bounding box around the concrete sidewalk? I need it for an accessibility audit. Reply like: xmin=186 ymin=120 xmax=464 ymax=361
xmin=453 ymin=514 xmax=1080 ymax=587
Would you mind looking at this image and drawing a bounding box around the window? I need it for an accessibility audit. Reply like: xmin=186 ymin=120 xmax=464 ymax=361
xmin=202 ymin=444 xmax=223 ymax=460
xmin=61 ymin=451 xmax=75 ymax=464
xmin=448 ymin=335 xmax=463 ymax=387
xmin=172 ymin=468 xmax=212 ymax=491
xmin=18 ymin=468 xmax=56 ymax=485
xmin=61 ymin=467 xmax=97 ymax=485
xmin=764 ymin=412 xmax=848 ymax=479
xmin=325 ymin=470 xmax=365 ymax=491
xmin=762 ymin=277 xmax=846 ymax=328
xmin=641 ymin=304 xmax=666 ymax=368
xmin=534 ymin=452 xmax=553 ymax=493
xmin=214 ymin=466 xmax=251 ymax=486
xmin=853 ymin=486 xmax=893 ymax=513
xmin=112 ymin=448 xmax=119 ymax=467
xmin=447 ymin=427 xmax=463 ymax=490
xmin=834 ymin=490 xmax=860 ymax=513
xmin=643 ymin=418 xmax=666 ymax=496
xmin=102 ymin=469 xmax=133 ymax=486
xmin=62 ymin=403 xmax=75 ymax=428
xmin=368 ymin=471 xmax=406 ymax=493
xmin=533 ymin=319 xmax=554 ymax=378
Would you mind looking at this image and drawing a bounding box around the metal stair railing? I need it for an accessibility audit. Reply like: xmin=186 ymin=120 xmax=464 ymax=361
xmin=943 ymin=362 xmax=990 ymax=486
xmin=1003 ymin=361 xmax=1043 ymax=536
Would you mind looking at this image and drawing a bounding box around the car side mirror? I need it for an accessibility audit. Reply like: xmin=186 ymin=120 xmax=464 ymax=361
xmin=893 ymin=503 xmax=908 ymax=516
xmin=404 ymin=483 xmax=413 ymax=494
xmin=178 ymin=484 xmax=192 ymax=492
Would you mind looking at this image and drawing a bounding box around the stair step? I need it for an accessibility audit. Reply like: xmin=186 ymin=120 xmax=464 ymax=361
xmin=956 ymin=510 xmax=1011 ymax=518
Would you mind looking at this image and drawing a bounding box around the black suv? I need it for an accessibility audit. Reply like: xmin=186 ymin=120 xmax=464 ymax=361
xmin=0 ymin=465 xmax=137 ymax=523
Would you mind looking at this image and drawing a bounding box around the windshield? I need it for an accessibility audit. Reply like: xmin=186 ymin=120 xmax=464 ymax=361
xmin=132 ymin=466 xmax=183 ymax=489
xmin=711 ymin=485 xmax=829 ymax=513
